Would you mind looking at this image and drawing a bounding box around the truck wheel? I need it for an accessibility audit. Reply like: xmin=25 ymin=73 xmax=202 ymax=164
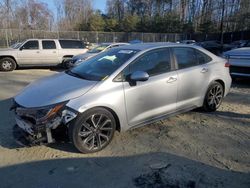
xmin=0 ymin=57 xmax=17 ymax=71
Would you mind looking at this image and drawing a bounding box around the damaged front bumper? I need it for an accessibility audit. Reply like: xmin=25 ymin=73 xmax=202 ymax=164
xmin=12 ymin=102 xmax=77 ymax=146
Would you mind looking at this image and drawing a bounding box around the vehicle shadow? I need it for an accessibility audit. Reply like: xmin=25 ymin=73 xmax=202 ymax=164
xmin=0 ymin=152 xmax=249 ymax=188
xmin=17 ymin=66 xmax=65 ymax=72
xmin=232 ymin=78 xmax=250 ymax=88
xmin=212 ymin=111 xmax=250 ymax=119
xmin=0 ymin=98 xmax=21 ymax=149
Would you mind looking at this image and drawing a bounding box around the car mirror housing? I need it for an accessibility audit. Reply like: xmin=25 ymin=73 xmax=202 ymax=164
xmin=130 ymin=71 xmax=149 ymax=82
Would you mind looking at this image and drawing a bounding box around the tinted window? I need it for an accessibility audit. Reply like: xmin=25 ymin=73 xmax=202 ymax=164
xmin=173 ymin=47 xmax=197 ymax=69
xmin=59 ymin=40 xmax=85 ymax=49
xmin=195 ymin=49 xmax=212 ymax=64
xmin=42 ymin=40 xmax=56 ymax=49
xmin=22 ymin=40 xmax=39 ymax=50
xmin=124 ymin=48 xmax=171 ymax=77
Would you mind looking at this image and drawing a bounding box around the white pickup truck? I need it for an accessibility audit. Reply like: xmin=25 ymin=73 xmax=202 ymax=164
xmin=0 ymin=39 xmax=88 ymax=71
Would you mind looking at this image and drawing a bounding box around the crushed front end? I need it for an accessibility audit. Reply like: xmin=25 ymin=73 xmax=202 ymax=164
xmin=11 ymin=101 xmax=77 ymax=146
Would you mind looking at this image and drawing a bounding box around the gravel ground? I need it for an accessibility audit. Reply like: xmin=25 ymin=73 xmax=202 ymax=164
xmin=0 ymin=69 xmax=249 ymax=188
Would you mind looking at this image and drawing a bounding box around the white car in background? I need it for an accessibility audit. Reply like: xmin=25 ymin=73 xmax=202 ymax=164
xmin=223 ymin=45 xmax=250 ymax=78
xmin=69 ymin=42 xmax=129 ymax=67
xmin=0 ymin=39 xmax=88 ymax=71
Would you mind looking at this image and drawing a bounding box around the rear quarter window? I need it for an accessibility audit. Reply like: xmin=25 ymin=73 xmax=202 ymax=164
xmin=59 ymin=40 xmax=85 ymax=49
xmin=195 ymin=49 xmax=212 ymax=64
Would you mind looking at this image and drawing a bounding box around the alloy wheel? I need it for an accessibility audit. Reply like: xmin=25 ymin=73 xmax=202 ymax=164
xmin=78 ymin=114 xmax=113 ymax=151
xmin=207 ymin=85 xmax=223 ymax=109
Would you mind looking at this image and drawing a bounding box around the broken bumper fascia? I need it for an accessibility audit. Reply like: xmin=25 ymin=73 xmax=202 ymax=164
xmin=13 ymin=104 xmax=77 ymax=146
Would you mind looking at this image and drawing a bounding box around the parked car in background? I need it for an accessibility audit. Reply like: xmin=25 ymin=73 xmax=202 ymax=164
xmin=198 ymin=40 xmax=237 ymax=55
xmin=197 ymin=41 xmax=224 ymax=55
xmin=12 ymin=43 xmax=231 ymax=153
xmin=228 ymin=40 xmax=249 ymax=49
xmin=223 ymin=47 xmax=250 ymax=78
xmin=0 ymin=39 xmax=88 ymax=71
xmin=67 ymin=42 xmax=129 ymax=68
xmin=179 ymin=40 xmax=196 ymax=44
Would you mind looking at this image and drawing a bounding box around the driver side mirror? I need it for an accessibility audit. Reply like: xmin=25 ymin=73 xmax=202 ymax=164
xmin=130 ymin=71 xmax=149 ymax=82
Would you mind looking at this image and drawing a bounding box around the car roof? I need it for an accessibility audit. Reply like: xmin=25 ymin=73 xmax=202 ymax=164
xmin=100 ymin=42 xmax=129 ymax=45
xmin=115 ymin=42 xmax=198 ymax=51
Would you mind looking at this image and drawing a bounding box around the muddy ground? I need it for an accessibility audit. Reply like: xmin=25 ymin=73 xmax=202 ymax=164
xmin=0 ymin=69 xmax=249 ymax=188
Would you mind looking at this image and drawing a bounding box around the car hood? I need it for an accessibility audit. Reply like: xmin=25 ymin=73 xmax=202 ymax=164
xmin=224 ymin=47 xmax=250 ymax=56
xmin=15 ymin=72 xmax=98 ymax=108
xmin=73 ymin=52 xmax=97 ymax=60
xmin=0 ymin=48 xmax=17 ymax=54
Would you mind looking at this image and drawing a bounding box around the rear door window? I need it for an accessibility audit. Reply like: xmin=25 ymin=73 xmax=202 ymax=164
xmin=195 ymin=49 xmax=212 ymax=64
xmin=42 ymin=40 xmax=56 ymax=49
xmin=172 ymin=47 xmax=197 ymax=69
xmin=59 ymin=40 xmax=85 ymax=49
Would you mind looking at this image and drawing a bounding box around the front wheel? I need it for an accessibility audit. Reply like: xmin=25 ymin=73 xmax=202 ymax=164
xmin=202 ymin=81 xmax=224 ymax=112
xmin=69 ymin=108 xmax=116 ymax=153
xmin=0 ymin=57 xmax=17 ymax=71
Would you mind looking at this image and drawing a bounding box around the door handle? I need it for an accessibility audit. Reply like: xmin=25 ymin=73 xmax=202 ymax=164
xmin=36 ymin=51 xmax=40 ymax=53
xmin=201 ymin=68 xmax=208 ymax=73
xmin=53 ymin=51 xmax=56 ymax=53
xmin=167 ymin=77 xmax=177 ymax=83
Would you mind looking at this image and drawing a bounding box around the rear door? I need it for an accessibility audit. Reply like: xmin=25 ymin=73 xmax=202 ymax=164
xmin=172 ymin=47 xmax=212 ymax=110
xmin=40 ymin=40 xmax=59 ymax=65
xmin=122 ymin=48 xmax=178 ymax=126
xmin=17 ymin=40 xmax=43 ymax=65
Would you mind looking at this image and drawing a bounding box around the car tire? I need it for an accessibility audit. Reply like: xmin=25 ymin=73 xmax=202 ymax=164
xmin=202 ymin=81 xmax=224 ymax=112
xmin=62 ymin=59 xmax=71 ymax=69
xmin=69 ymin=107 xmax=116 ymax=153
xmin=0 ymin=57 xmax=17 ymax=71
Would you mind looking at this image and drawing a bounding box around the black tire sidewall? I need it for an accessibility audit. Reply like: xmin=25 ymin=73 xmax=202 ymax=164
xmin=69 ymin=107 xmax=116 ymax=153
xmin=0 ymin=58 xmax=16 ymax=71
xmin=203 ymin=81 xmax=224 ymax=112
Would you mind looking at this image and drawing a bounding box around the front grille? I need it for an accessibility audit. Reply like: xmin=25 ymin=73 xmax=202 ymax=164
xmin=230 ymin=66 xmax=250 ymax=74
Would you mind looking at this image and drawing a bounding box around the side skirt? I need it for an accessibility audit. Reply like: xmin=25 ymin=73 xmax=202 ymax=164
xmin=127 ymin=106 xmax=198 ymax=131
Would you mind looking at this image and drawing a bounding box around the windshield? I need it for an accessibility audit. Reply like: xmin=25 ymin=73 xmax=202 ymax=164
xmin=88 ymin=44 xmax=110 ymax=53
xmin=68 ymin=48 xmax=139 ymax=81
xmin=10 ymin=42 xmax=23 ymax=49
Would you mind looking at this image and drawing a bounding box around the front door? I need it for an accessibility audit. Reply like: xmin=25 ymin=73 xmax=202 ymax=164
xmin=17 ymin=40 xmax=43 ymax=65
xmin=122 ymin=48 xmax=178 ymax=126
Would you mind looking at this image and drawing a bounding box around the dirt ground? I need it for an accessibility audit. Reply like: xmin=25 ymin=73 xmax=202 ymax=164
xmin=0 ymin=69 xmax=249 ymax=188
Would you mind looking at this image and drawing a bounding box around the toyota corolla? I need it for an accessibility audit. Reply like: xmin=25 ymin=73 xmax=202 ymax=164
xmin=12 ymin=43 xmax=232 ymax=153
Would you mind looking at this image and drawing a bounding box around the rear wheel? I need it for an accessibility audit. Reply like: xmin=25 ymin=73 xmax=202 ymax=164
xmin=0 ymin=57 xmax=16 ymax=71
xmin=69 ymin=108 xmax=116 ymax=153
xmin=202 ymin=81 xmax=224 ymax=112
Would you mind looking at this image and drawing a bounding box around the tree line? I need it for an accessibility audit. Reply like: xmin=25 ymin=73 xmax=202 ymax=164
xmin=0 ymin=0 xmax=250 ymax=34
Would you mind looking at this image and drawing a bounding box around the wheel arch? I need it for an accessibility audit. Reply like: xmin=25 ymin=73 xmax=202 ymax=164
xmin=213 ymin=79 xmax=225 ymax=95
xmin=79 ymin=106 xmax=121 ymax=132
xmin=63 ymin=55 xmax=73 ymax=59
xmin=0 ymin=55 xmax=17 ymax=64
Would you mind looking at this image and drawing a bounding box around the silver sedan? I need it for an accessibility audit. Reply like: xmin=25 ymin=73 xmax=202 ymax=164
xmin=13 ymin=43 xmax=231 ymax=153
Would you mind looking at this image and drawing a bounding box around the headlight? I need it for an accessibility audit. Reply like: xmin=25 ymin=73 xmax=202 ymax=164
xmin=16 ymin=102 xmax=67 ymax=124
xmin=36 ymin=103 xmax=65 ymax=124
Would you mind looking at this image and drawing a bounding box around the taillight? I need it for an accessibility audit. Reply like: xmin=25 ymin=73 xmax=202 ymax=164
xmin=225 ymin=61 xmax=230 ymax=67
